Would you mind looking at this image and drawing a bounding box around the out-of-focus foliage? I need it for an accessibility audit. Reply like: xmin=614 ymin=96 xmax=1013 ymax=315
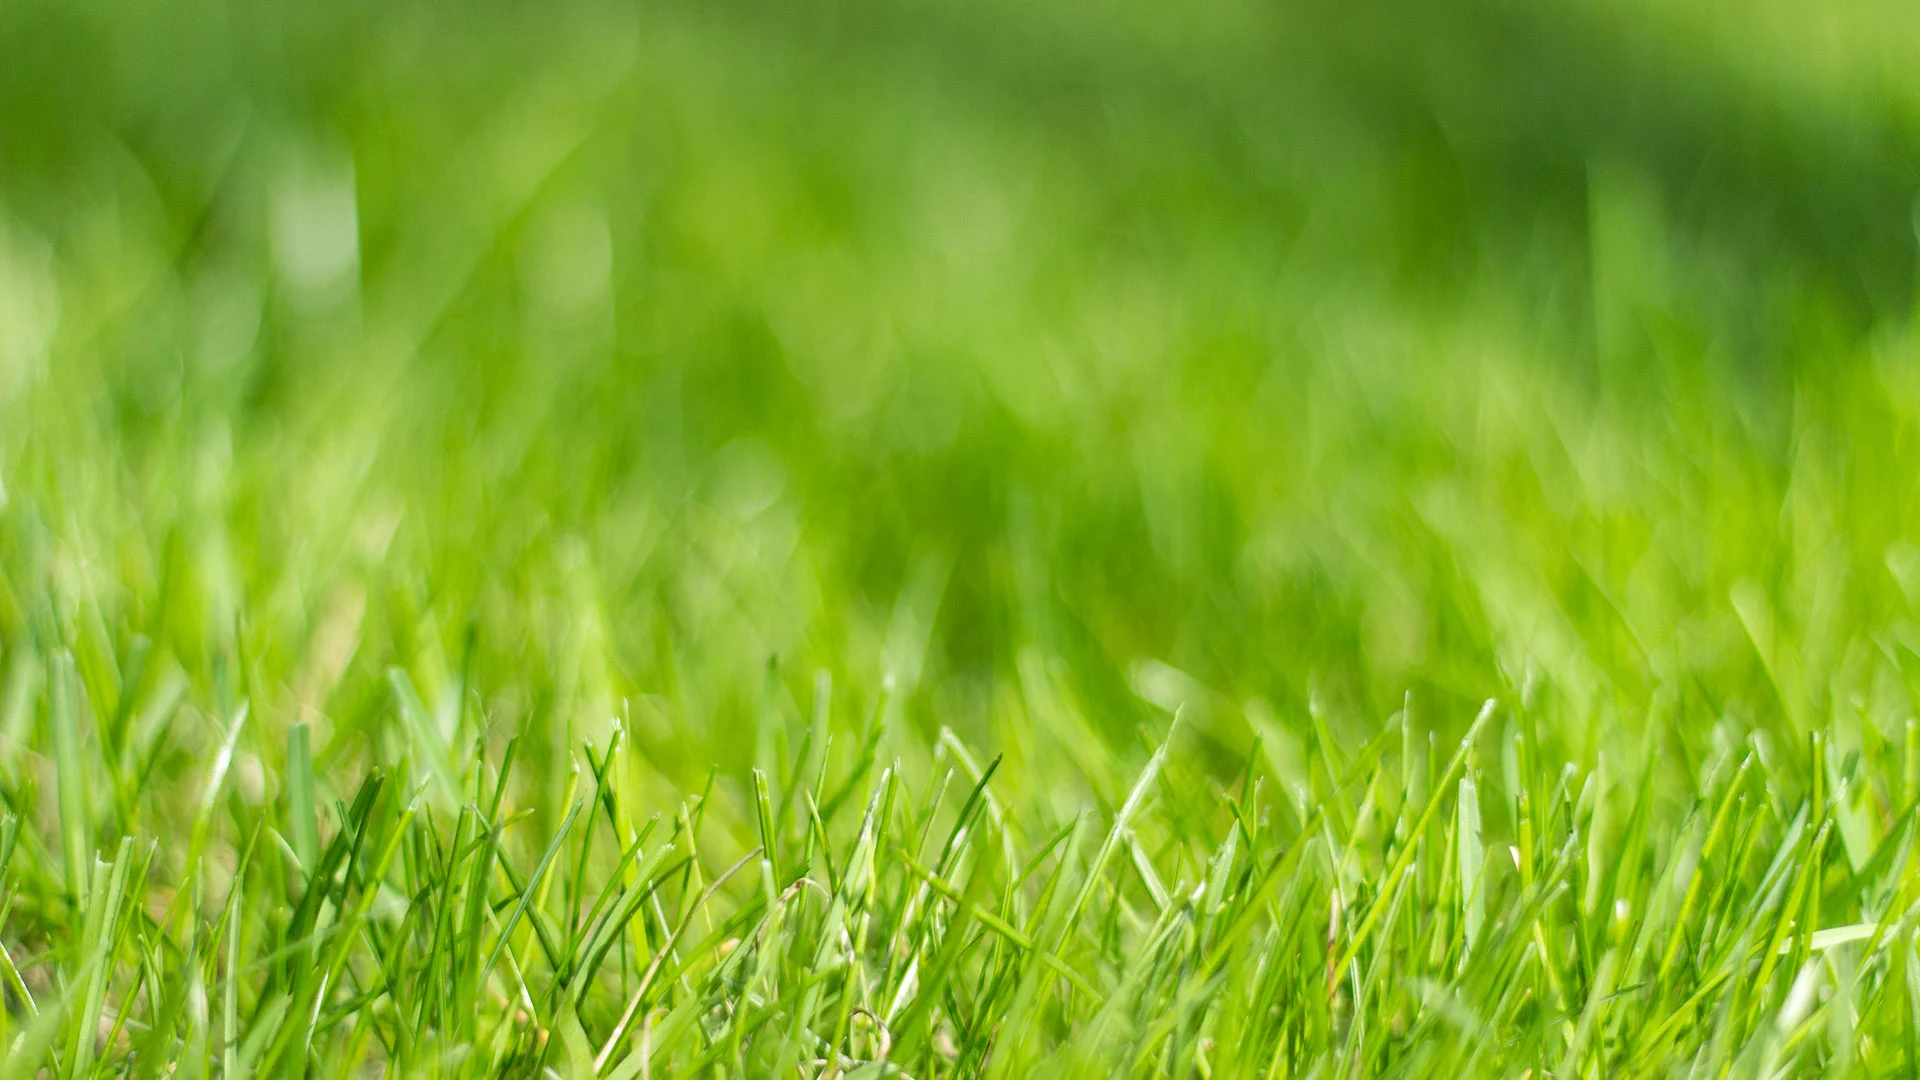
xmin=4 ymin=0 xmax=1920 ymax=1073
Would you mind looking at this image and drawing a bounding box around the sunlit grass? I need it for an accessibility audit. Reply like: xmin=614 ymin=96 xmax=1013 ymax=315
xmin=3 ymin=0 xmax=1920 ymax=1073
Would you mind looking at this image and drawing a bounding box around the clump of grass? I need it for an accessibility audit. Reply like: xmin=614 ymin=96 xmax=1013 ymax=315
xmin=7 ymin=0 xmax=1920 ymax=1073
xmin=3 ymin=645 xmax=1920 ymax=1076
xmin=11 ymin=641 xmax=1920 ymax=1068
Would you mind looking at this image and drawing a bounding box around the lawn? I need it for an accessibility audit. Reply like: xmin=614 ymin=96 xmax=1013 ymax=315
xmin=3 ymin=0 xmax=1920 ymax=1074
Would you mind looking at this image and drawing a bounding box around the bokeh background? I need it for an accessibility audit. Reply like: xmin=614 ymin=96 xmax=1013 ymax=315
xmin=5 ymin=0 xmax=1920 ymax=821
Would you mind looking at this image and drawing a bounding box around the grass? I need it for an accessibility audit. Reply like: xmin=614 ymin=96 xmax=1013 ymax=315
xmin=5 ymin=0 xmax=1920 ymax=1073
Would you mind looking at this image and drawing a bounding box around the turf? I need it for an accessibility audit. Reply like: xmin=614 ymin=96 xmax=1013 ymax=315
xmin=4 ymin=0 xmax=1920 ymax=1074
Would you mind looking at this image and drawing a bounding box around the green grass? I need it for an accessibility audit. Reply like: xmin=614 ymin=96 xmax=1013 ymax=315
xmin=5 ymin=0 xmax=1920 ymax=1073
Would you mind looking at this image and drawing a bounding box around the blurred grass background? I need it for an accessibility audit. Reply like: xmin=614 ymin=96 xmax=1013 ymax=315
xmin=4 ymin=0 xmax=1920 ymax=882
